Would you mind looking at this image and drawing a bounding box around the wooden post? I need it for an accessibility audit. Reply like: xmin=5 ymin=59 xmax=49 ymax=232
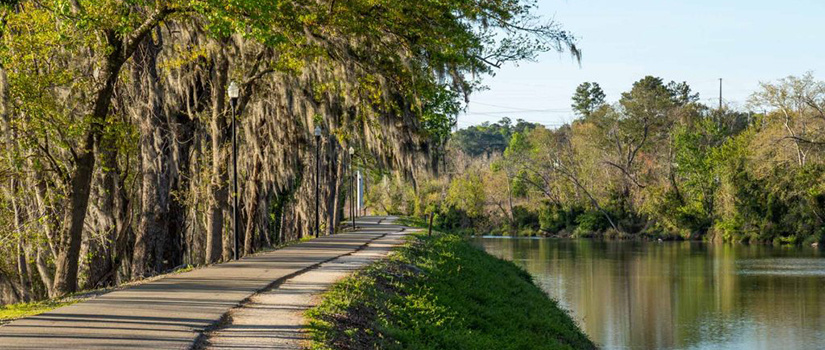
xmin=428 ymin=213 xmax=434 ymax=237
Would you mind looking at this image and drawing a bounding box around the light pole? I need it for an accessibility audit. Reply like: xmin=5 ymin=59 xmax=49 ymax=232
xmin=349 ymin=146 xmax=355 ymax=230
xmin=314 ymin=126 xmax=321 ymax=238
xmin=228 ymin=81 xmax=240 ymax=260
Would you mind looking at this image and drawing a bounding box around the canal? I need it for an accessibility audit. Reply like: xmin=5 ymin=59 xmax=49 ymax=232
xmin=475 ymin=238 xmax=825 ymax=350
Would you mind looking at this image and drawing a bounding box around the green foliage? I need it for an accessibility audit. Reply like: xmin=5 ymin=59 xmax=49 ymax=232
xmin=305 ymin=233 xmax=596 ymax=350
xmin=442 ymin=74 xmax=825 ymax=245
xmin=412 ymin=178 xmax=445 ymax=217
xmin=0 ymin=0 xmax=585 ymax=303
xmin=571 ymin=81 xmax=606 ymax=117
xmin=574 ymin=211 xmax=611 ymax=236
xmin=367 ymin=174 xmax=416 ymax=216
xmin=511 ymin=169 xmax=529 ymax=197
xmin=645 ymin=119 xmax=726 ymax=237
xmin=436 ymin=205 xmax=475 ymax=232
xmin=714 ymin=163 xmax=825 ymax=244
xmin=539 ymin=203 xmax=584 ymax=233
xmin=511 ymin=205 xmax=539 ymax=230
xmin=445 ymin=171 xmax=486 ymax=219
xmin=420 ymin=86 xmax=462 ymax=147
xmin=450 ymin=118 xmax=540 ymax=157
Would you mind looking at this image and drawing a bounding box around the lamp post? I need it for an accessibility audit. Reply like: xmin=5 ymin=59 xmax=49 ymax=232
xmin=314 ymin=126 xmax=322 ymax=238
xmin=348 ymin=146 xmax=355 ymax=230
xmin=227 ymin=81 xmax=240 ymax=260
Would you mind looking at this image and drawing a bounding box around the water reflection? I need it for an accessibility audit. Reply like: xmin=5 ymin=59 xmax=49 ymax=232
xmin=474 ymin=238 xmax=825 ymax=350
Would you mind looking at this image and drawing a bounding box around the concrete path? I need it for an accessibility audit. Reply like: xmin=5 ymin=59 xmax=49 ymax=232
xmin=203 ymin=228 xmax=409 ymax=349
xmin=0 ymin=216 xmax=408 ymax=349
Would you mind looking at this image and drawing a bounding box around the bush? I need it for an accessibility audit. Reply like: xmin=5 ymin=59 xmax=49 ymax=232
xmin=436 ymin=205 xmax=473 ymax=231
xmin=802 ymin=229 xmax=824 ymax=246
xmin=539 ymin=203 xmax=584 ymax=233
xmin=575 ymin=210 xmax=610 ymax=233
xmin=713 ymin=164 xmax=825 ymax=244
xmin=511 ymin=205 xmax=539 ymax=230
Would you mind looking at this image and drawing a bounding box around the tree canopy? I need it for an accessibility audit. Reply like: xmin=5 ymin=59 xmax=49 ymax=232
xmin=0 ymin=0 xmax=578 ymax=301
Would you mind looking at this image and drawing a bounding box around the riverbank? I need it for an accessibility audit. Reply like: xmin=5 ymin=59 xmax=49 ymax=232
xmin=305 ymin=232 xmax=596 ymax=349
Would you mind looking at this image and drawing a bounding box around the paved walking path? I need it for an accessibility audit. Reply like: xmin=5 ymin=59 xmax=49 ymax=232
xmin=0 ymin=216 xmax=409 ymax=349
xmin=203 ymin=227 xmax=409 ymax=349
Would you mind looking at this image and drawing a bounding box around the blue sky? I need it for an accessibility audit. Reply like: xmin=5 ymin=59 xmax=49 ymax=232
xmin=459 ymin=0 xmax=825 ymax=128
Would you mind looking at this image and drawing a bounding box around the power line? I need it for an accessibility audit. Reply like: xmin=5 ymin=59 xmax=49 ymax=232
xmin=469 ymin=101 xmax=571 ymax=112
xmin=465 ymin=110 xmax=573 ymax=117
xmin=457 ymin=115 xmax=570 ymax=129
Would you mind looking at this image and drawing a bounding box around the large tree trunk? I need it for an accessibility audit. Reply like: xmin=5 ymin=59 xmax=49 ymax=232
xmin=13 ymin=206 xmax=32 ymax=303
xmin=85 ymin=135 xmax=120 ymax=289
xmin=52 ymin=132 xmax=98 ymax=295
xmin=167 ymin=111 xmax=197 ymax=267
xmin=53 ymin=30 xmax=128 ymax=296
xmin=328 ymin=143 xmax=344 ymax=235
xmin=34 ymin=247 xmax=55 ymax=298
xmin=243 ymin=160 xmax=263 ymax=255
xmin=52 ymin=5 xmax=173 ymax=294
xmin=206 ymin=49 xmax=230 ymax=263
xmin=0 ymin=270 xmax=23 ymax=305
xmin=131 ymin=33 xmax=173 ymax=279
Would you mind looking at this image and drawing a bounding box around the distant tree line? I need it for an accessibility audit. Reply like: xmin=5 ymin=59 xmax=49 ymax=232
xmin=372 ymin=74 xmax=825 ymax=246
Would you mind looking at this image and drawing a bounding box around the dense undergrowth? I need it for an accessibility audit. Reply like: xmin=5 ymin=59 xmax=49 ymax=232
xmin=305 ymin=233 xmax=596 ymax=350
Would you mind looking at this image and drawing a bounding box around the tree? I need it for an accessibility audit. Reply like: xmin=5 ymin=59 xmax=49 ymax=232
xmin=1 ymin=0 xmax=581 ymax=303
xmin=572 ymin=82 xmax=606 ymax=118
xmin=749 ymin=72 xmax=825 ymax=167
xmin=667 ymin=81 xmax=700 ymax=107
xmin=451 ymin=118 xmax=540 ymax=157
xmin=3 ymin=0 xmax=180 ymax=296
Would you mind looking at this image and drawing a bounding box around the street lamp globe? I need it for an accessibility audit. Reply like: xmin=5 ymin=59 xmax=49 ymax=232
xmin=227 ymin=81 xmax=240 ymax=99
xmin=348 ymin=146 xmax=355 ymax=155
xmin=314 ymin=125 xmax=322 ymax=137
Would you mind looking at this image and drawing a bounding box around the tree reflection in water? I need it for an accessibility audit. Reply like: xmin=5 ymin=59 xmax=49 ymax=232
xmin=476 ymin=237 xmax=825 ymax=350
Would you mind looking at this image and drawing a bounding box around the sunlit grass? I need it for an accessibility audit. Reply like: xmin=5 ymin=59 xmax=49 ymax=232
xmin=0 ymin=299 xmax=78 ymax=322
xmin=306 ymin=231 xmax=596 ymax=350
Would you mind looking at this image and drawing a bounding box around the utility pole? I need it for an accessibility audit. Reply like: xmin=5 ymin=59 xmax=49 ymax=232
xmin=718 ymin=78 xmax=723 ymax=111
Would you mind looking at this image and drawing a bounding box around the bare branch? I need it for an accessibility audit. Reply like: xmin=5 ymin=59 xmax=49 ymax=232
xmin=602 ymin=160 xmax=646 ymax=188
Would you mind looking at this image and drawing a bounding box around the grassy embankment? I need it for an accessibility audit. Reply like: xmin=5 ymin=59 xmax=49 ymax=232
xmin=305 ymin=229 xmax=596 ymax=350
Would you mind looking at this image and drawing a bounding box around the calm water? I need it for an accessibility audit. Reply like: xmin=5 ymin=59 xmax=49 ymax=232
xmin=474 ymin=237 xmax=825 ymax=350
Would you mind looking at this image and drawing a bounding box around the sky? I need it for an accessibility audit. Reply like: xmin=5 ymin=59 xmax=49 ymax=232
xmin=459 ymin=0 xmax=825 ymax=129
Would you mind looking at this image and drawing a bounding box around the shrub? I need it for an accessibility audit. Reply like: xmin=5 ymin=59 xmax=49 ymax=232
xmin=511 ymin=205 xmax=539 ymax=230
xmin=539 ymin=203 xmax=584 ymax=233
xmin=575 ymin=210 xmax=610 ymax=233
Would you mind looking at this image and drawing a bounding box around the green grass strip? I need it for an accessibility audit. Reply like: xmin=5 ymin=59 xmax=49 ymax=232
xmin=0 ymin=299 xmax=78 ymax=322
xmin=306 ymin=233 xmax=596 ymax=350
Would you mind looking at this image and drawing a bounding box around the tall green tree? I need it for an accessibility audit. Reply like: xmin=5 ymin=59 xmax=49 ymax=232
xmin=572 ymin=82 xmax=606 ymax=118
